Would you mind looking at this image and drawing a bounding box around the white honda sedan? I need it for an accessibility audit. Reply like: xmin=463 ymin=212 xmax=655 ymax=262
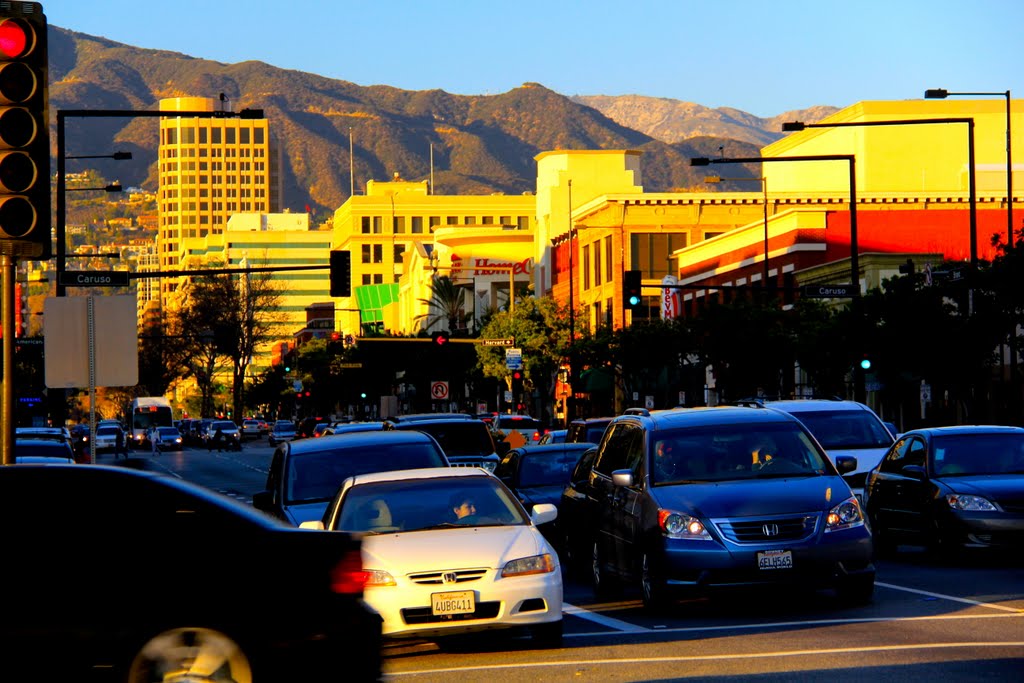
xmin=301 ymin=467 xmax=563 ymax=646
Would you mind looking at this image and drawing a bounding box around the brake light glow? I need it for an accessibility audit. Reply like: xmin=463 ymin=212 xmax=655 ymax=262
xmin=329 ymin=550 xmax=368 ymax=594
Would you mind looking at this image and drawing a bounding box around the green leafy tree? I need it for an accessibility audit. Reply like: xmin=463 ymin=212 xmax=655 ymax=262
xmin=417 ymin=275 xmax=469 ymax=333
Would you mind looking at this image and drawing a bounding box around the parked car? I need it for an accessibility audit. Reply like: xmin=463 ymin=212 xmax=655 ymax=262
xmin=253 ymin=430 xmax=450 ymax=526
xmin=746 ymin=398 xmax=895 ymax=503
xmin=154 ymin=426 xmax=184 ymax=451
xmin=864 ymin=425 xmax=1024 ymax=554
xmin=323 ymin=421 xmax=386 ymax=436
xmin=565 ymin=417 xmax=613 ymax=445
xmin=268 ymin=421 xmax=298 ymax=446
xmin=558 ymin=445 xmax=602 ymax=576
xmin=13 ymin=438 xmax=77 ymax=464
xmin=384 ymin=416 xmax=501 ymax=471
xmin=495 ymin=443 xmax=596 ymax=549
xmin=301 ymin=467 xmax=563 ymax=646
xmin=297 ymin=416 xmax=328 ymax=439
xmin=538 ymin=429 xmax=567 ymax=445
xmin=0 ymin=464 xmax=381 ymax=681
xmin=578 ymin=406 xmax=874 ymax=609
xmin=240 ymin=419 xmax=263 ymax=440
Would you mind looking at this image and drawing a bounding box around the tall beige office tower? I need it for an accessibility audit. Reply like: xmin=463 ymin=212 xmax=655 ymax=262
xmin=156 ymin=96 xmax=280 ymax=300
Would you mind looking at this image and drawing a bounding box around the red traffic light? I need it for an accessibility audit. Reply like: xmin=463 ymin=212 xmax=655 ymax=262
xmin=0 ymin=18 xmax=31 ymax=59
xmin=512 ymin=371 xmax=522 ymax=380
xmin=431 ymin=330 xmax=450 ymax=346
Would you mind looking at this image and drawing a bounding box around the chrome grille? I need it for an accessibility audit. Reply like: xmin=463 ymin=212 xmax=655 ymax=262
xmin=713 ymin=514 xmax=819 ymax=544
xmin=408 ymin=568 xmax=487 ymax=585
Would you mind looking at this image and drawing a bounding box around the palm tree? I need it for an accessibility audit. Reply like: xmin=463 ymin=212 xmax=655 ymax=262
xmin=417 ymin=275 xmax=468 ymax=334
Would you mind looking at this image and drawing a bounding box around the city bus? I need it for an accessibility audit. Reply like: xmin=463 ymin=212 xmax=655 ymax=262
xmin=129 ymin=397 xmax=174 ymax=447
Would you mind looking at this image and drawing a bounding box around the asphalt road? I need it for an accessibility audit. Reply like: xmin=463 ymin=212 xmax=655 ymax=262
xmin=104 ymin=442 xmax=1024 ymax=682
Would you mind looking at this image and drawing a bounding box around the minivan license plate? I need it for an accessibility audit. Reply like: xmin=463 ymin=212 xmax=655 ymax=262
xmin=431 ymin=590 xmax=475 ymax=615
xmin=757 ymin=549 xmax=793 ymax=570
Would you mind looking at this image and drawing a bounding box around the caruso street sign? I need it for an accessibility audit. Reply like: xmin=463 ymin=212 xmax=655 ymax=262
xmin=58 ymin=271 xmax=130 ymax=287
xmin=801 ymin=283 xmax=857 ymax=299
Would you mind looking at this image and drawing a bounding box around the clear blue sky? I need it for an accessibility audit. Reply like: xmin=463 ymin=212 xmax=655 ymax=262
xmin=45 ymin=0 xmax=1024 ymax=118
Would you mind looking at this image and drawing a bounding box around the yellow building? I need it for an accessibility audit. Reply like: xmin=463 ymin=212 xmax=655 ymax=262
xmin=330 ymin=178 xmax=536 ymax=337
xmin=156 ymin=96 xmax=281 ymax=302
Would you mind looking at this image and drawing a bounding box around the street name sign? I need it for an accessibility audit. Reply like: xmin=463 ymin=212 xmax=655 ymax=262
xmin=58 ymin=271 xmax=130 ymax=287
xmin=800 ymin=284 xmax=856 ymax=298
xmin=482 ymin=338 xmax=515 ymax=347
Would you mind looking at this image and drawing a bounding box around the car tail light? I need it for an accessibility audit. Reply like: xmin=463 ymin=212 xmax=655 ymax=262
xmin=532 ymin=431 xmax=541 ymax=441
xmin=329 ymin=549 xmax=368 ymax=594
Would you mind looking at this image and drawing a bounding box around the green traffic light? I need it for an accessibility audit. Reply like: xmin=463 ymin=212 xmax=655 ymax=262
xmin=860 ymin=358 xmax=872 ymax=370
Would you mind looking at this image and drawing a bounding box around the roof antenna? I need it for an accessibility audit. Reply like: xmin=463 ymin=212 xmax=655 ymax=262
xmin=718 ymin=145 xmax=724 ymax=160
xmin=219 ymin=92 xmax=231 ymax=112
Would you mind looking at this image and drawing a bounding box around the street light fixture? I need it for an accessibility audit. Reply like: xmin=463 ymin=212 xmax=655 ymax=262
xmin=925 ymin=89 xmax=1013 ymax=249
xmin=705 ymin=175 xmax=770 ymax=285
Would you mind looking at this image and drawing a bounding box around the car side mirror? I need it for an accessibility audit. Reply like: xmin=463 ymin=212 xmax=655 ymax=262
xmin=834 ymin=455 xmax=857 ymax=475
xmin=901 ymin=464 xmax=926 ymax=479
xmin=299 ymin=520 xmax=325 ymax=530
xmin=531 ymin=503 xmax=558 ymax=526
xmin=251 ymin=490 xmax=272 ymax=511
xmin=611 ymin=469 xmax=634 ymax=488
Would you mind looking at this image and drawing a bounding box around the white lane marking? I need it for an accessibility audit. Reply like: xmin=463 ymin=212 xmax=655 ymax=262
xmin=383 ymin=641 xmax=1024 ymax=677
xmin=565 ymin=610 xmax=1023 ymax=638
xmin=562 ymin=602 xmax=649 ymax=633
xmin=876 ymin=581 xmax=1023 ymax=613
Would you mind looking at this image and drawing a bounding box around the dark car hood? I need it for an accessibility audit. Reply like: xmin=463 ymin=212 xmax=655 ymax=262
xmin=653 ymin=476 xmax=850 ymax=518
xmin=517 ymin=485 xmax=564 ymax=509
xmin=938 ymin=474 xmax=1024 ymax=501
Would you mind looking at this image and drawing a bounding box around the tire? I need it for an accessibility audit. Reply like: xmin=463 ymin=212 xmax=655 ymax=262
xmin=128 ymin=627 xmax=253 ymax=683
xmin=530 ymin=619 xmax=563 ymax=649
xmin=592 ymin=541 xmax=621 ymax=598
xmin=836 ymin=574 xmax=875 ymax=606
xmin=640 ymin=551 xmax=671 ymax=611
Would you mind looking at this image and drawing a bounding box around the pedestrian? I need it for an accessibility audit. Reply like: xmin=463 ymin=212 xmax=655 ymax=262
xmin=150 ymin=427 xmax=159 ymax=457
xmin=115 ymin=427 xmax=126 ymax=459
xmin=212 ymin=426 xmax=225 ymax=453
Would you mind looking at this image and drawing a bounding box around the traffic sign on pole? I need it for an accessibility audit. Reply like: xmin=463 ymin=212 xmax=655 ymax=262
xmin=58 ymin=270 xmax=129 ymax=287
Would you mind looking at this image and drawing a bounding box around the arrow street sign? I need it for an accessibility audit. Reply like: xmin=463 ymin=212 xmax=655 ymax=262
xmin=800 ymin=283 xmax=856 ymax=298
xmin=482 ymin=338 xmax=515 ymax=347
xmin=58 ymin=271 xmax=130 ymax=287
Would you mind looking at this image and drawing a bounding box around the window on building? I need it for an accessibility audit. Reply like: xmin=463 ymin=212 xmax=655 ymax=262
xmin=604 ymin=236 xmax=613 ymax=282
xmin=361 ymin=244 xmax=371 ymax=263
xmin=362 ymin=274 xmax=371 ymax=285
xmin=240 ymin=128 xmax=250 ymax=144
xmin=181 ymin=127 xmax=195 ymax=144
xmin=374 ymin=274 xmax=383 ymax=284
xmin=463 ymin=216 xmax=475 ymax=225
xmin=393 ymin=216 xmax=405 ymax=233
xmin=394 ymin=244 xmax=405 ymax=264
xmin=254 ymin=129 xmax=264 ymax=144
xmin=211 ymin=128 xmax=221 ymax=144
xmin=199 ymin=128 xmax=207 ymax=144
xmin=445 ymin=216 xmax=458 ymax=226
xmin=481 ymin=216 xmax=494 ymax=225
xmin=373 ymin=244 xmax=383 ymax=264
xmin=582 ymin=244 xmax=591 ymax=290
xmin=166 ymin=128 xmax=177 ymax=145
xmin=630 ymin=233 xmax=688 ymax=279
xmin=517 ymin=216 xmax=530 ymax=230
xmin=411 ymin=216 xmax=424 ymax=234
xmin=226 ymin=128 xmax=236 ymax=144
xmin=373 ymin=216 xmax=382 ymax=233
xmin=593 ymin=239 xmax=603 ymax=287
xmin=500 ymin=215 xmax=511 ymax=226
xmin=361 ymin=216 xmax=371 ymax=234
xmin=429 ymin=216 xmax=441 ymax=231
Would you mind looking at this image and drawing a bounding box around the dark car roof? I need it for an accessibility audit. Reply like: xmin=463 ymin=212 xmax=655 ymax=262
xmin=284 ymin=429 xmax=443 ymax=456
xmin=13 ymin=439 xmax=76 ymax=459
xmin=508 ymin=443 xmax=596 ymax=457
xmin=386 ymin=413 xmax=475 ymax=423
xmin=612 ymin=405 xmax=802 ymax=431
xmin=901 ymin=425 xmax=1024 ymax=438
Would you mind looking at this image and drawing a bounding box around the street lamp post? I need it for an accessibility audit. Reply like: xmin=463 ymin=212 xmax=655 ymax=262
xmin=704 ymin=175 xmax=770 ymax=285
xmin=783 ymin=117 xmax=978 ymax=272
xmin=925 ymin=89 xmax=1013 ymax=249
xmin=691 ymin=153 xmax=863 ymax=401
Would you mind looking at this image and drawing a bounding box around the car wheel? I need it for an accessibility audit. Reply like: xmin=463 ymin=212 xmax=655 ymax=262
xmin=640 ymin=552 xmax=671 ymax=611
xmin=592 ymin=541 xmax=621 ymax=598
xmin=127 ymin=627 xmax=253 ymax=683
xmin=530 ymin=619 xmax=563 ymax=649
xmin=835 ymin=574 xmax=875 ymax=606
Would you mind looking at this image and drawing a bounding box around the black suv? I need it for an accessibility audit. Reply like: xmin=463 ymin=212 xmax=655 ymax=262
xmin=573 ymin=406 xmax=874 ymax=609
xmin=384 ymin=415 xmax=501 ymax=471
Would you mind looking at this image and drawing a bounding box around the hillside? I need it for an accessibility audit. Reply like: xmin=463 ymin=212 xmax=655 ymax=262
xmin=48 ymin=26 xmax=831 ymax=219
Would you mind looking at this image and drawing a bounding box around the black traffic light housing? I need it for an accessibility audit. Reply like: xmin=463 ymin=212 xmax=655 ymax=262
xmin=431 ymin=330 xmax=450 ymax=346
xmin=0 ymin=2 xmax=49 ymax=258
xmin=329 ymin=250 xmax=351 ymax=297
xmin=623 ymin=270 xmax=642 ymax=312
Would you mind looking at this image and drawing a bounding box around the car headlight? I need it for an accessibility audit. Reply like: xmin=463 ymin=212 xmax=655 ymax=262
xmin=501 ymin=553 xmax=555 ymax=577
xmin=481 ymin=461 xmax=497 ymax=472
xmin=658 ymin=509 xmax=711 ymax=540
xmin=825 ymin=496 xmax=865 ymax=532
xmin=946 ymin=494 xmax=998 ymax=511
xmin=363 ymin=569 xmax=397 ymax=587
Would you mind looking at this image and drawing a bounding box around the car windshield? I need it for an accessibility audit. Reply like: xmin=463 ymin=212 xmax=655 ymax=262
xmin=274 ymin=424 xmax=295 ymax=433
xmin=286 ymin=442 xmax=447 ymax=504
xmin=788 ymin=410 xmax=893 ymax=449
xmin=96 ymin=426 xmax=119 ymax=436
xmin=212 ymin=421 xmax=237 ymax=431
xmin=651 ymin=423 xmax=832 ymax=485
xmin=930 ymin=433 xmax=1024 ymax=476
xmin=406 ymin=422 xmax=494 ymax=456
xmin=335 ymin=476 xmax=527 ymax=533
xmin=157 ymin=427 xmax=179 ymax=436
xmin=518 ymin=451 xmax=583 ymax=487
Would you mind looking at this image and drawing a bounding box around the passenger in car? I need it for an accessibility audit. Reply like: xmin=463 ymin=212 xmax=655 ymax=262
xmin=450 ymin=493 xmax=478 ymax=524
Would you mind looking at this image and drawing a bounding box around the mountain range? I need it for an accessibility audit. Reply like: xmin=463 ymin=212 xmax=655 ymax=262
xmin=48 ymin=26 xmax=838 ymax=219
